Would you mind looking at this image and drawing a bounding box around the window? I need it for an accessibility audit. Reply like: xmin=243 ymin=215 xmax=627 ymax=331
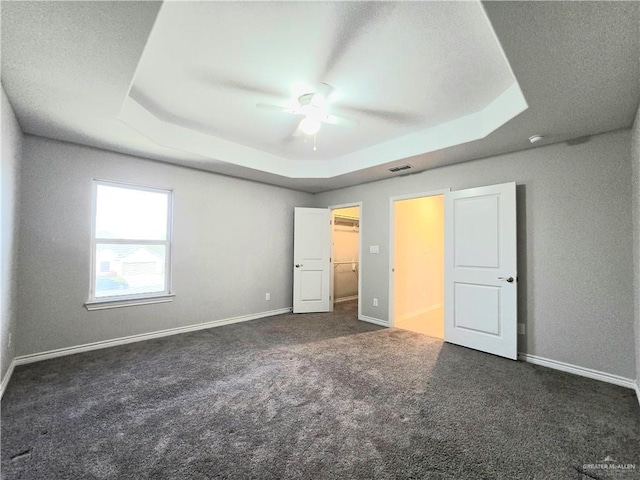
xmin=86 ymin=180 xmax=173 ymax=309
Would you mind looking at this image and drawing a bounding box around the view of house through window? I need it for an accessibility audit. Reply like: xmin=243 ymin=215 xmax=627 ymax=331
xmin=92 ymin=181 xmax=172 ymax=300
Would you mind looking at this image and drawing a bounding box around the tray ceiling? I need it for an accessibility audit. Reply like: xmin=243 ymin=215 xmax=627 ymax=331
xmin=121 ymin=1 xmax=526 ymax=178
xmin=2 ymin=1 xmax=638 ymax=192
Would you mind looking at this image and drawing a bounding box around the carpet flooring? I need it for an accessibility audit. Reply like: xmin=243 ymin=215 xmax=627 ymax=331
xmin=2 ymin=301 xmax=639 ymax=479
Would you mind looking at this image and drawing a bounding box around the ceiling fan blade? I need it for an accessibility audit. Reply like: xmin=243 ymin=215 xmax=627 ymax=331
xmin=317 ymin=83 xmax=335 ymax=98
xmin=192 ymin=69 xmax=283 ymax=97
xmin=338 ymin=105 xmax=422 ymax=124
xmin=280 ymin=124 xmax=305 ymax=146
xmin=320 ymin=3 xmax=394 ymax=78
xmin=292 ymin=123 xmax=306 ymax=137
xmin=314 ymin=83 xmax=335 ymax=103
xmin=256 ymin=103 xmax=297 ymax=114
xmin=278 ymin=117 xmax=308 ymax=145
xmin=324 ymin=114 xmax=359 ymax=127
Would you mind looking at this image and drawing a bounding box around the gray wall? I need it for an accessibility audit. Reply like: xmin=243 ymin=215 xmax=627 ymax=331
xmin=1 ymin=84 xmax=23 ymax=382
xmin=632 ymin=102 xmax=640 ymax=390
xmin=315 ymin=130 xmax=636 ymax=379
xmin=10 ymin=125 xmax=639 ymax=382
xmin=16 ymin=136 xmax=314 ymax=356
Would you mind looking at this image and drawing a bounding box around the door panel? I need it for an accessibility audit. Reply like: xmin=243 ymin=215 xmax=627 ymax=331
xmin=445 ymin=182 xmax=517 ymax=359
xmin=454 ymin=283 xmax=501 ymax=335
xmin=454 ymin=195 xmax=500 ymax=268
xmin=300 ymin=271 xmax=323 ymax=301
xmin=293 ymin=207 xmax=331 ymax=313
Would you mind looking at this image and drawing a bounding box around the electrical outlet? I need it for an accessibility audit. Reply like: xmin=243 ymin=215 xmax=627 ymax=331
xmin=265 ymin=293 xmax=271 ymax=301
xmin=373 ymin=298 xmax=379 ymax=307
xmin=518 ymin=323 xmax=525 ymax=335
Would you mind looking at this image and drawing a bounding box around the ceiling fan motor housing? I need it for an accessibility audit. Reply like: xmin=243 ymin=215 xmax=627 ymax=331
xmin=298 ymin=92 xmax=327 ymax=122
xmin=298 ymin=93 xmax=315 ymax=106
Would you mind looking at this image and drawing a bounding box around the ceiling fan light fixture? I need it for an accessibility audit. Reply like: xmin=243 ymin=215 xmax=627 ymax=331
xmin=300 ymin=117 xmax=322 ymax=135
xmin=256 ymin=83 xmax=355 ymax=141
xmin=299 ymin=104 xmax=318 ymax=116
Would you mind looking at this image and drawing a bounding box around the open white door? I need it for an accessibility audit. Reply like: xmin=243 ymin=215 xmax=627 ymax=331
xmin=293 ymin=207 xmax=331 ymax=313
xmin=445 ymin=182 xmax=517 ymax=359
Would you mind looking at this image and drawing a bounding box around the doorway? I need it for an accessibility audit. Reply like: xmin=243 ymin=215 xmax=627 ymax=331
xmin=331 ymin=204 xmax=361 ymax=316
xmin=390 ymin=193 xmax=445 ymax=338
xmin=293 ymin=182 xmax=516 ymax=358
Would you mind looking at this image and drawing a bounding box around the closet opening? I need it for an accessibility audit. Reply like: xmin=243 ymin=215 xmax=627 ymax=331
xmin=390 ymin=194 xmax=445 ymax=338
xmin=331 ymin=205 xmax=360 ymax=316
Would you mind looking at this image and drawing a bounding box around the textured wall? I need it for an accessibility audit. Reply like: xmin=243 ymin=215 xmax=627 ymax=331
xmin=1 ymin=84 xmax=22 ymax=382
xmin=17 ymin=136 xmax=314 ymax=356
xmin=632 ymin=102 xmax=640 ymax=390
xmin=315 ymin=130 xmax=635 ymax=379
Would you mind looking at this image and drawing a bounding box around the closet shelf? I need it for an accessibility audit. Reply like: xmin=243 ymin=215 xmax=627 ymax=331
xmin=333 ymin=214 xmax=359 ymax=228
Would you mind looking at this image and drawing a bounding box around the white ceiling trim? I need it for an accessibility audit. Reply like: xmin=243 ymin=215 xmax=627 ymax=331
xmin=323 ymin=83 xmax=528 ymax=177
xmin=119 ymin=96 xmax=297 ymax=174
xmin=119 ymin=82 xmax=527 ymax=179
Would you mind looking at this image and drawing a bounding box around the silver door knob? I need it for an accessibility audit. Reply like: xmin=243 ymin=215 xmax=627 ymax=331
xmin=498 ymin=276 xmax=514 ymax=283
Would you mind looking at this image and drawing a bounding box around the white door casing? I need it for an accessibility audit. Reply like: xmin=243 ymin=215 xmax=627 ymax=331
xmin=329 ymin=202 xmax=363 ymax=315
xmin=444 ymin=182 xmax=517 ymax=359
xmin=388 ymin=189 xmax=450 ymax=327
xmin=293 ymin=207 xmax=331 ymax=313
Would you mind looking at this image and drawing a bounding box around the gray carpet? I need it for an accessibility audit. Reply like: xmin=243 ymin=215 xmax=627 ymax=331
xmin=2 ymin=301 xmax=639 ymax=479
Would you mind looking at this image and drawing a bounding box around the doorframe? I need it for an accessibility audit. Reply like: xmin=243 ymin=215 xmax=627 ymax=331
xmin=388 ymin=189 xmax=450 ymax=328
xmin=329 ymin=201 xmax=363 ymax=318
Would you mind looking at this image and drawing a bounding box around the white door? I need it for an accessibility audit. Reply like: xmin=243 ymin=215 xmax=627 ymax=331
xmin=293 ymin=207 xmax=331 ymax=313
xmin=444 ymin=182 xmax=517 ymax=359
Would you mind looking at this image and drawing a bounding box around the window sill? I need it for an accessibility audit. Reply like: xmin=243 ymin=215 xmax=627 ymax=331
xmin=85 ymin=294 xmax=175 ymax=311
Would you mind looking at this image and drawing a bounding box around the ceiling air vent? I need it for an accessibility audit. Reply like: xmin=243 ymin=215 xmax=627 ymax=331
xmin=388 ymin=164 xmax=412 ymax=173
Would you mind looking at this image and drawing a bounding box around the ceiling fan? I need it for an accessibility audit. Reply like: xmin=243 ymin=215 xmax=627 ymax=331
xmin=256 ymin=83 xmax=359 ymax=138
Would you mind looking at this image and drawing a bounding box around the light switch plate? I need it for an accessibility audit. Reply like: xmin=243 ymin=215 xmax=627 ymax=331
xmin=369 ymin=245 xmax=379 ymax=254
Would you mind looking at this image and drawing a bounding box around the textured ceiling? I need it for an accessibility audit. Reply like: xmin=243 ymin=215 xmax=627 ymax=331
xmin=126 ymin=1 xmax=518 ymax=166
xmin=1 ymin=1 xmax=638 ymax=193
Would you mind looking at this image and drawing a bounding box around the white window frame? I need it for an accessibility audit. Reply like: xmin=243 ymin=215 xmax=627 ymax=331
xmin=85 ymin=179 xmax=175 ymax=310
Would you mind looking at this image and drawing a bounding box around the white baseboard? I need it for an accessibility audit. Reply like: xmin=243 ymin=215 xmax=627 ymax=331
xmin=14 ymin=307 xmax=292 ymax=367
xmin=358 ymin=315 xmax=390 ymax=327
xmin=334 ymin=295 xmax=358 ymax=304
xmin=518 ymin=353 xmax=637 ymax=391
xmin=1 ymin=358 xmax=17 ymax=399
xmin=395 ymin=303 xmax=443 ymax=323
